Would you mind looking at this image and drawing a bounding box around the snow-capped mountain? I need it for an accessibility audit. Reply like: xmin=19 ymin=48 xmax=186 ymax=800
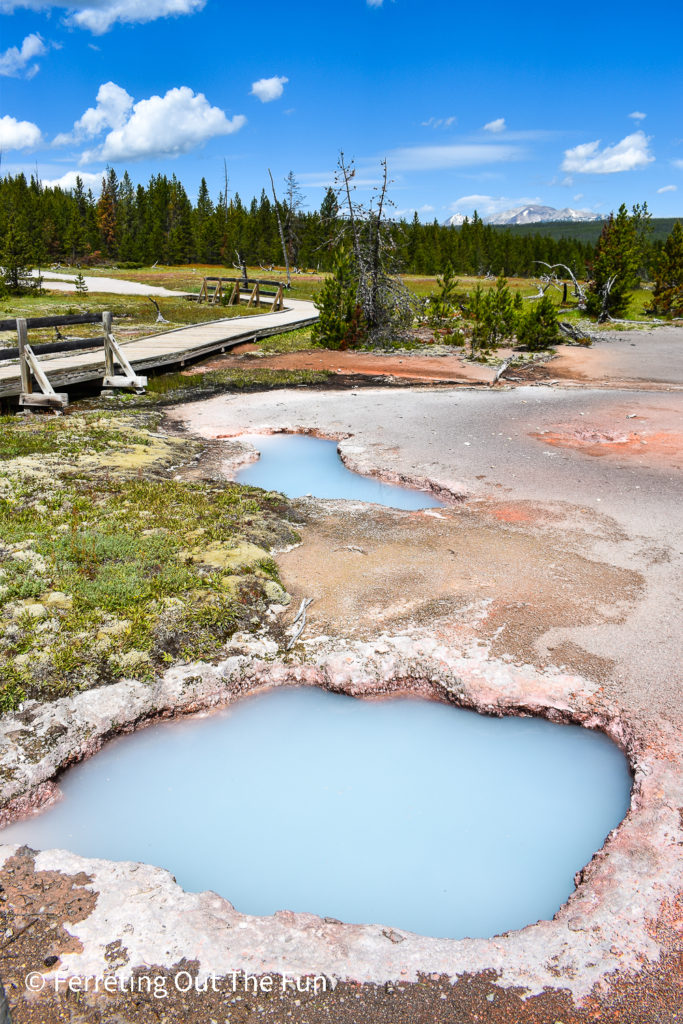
xmin=444 ymin=205 xmax=602 ymax=227
xmin=487 ymin=205 xmax=603 ymax=225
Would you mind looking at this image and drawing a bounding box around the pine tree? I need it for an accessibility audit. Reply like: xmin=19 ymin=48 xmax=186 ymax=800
xmin=586 ymin=203 xmax=650 ymax=320
xmin=483 ymin=273 xmax=516 ymax=346
xmin=97 ymin=168 xmax=119 ymax=256
xmin=648 ymin=221 xmax=683 ymax=318
xmin=311 ymin=250 xmax=366 ymax=349
xmin=428 ymin=262 xmax=460 ymax=327
xmin=516 ymin=295 xmax=559 ymax=350
xmin=283 ymin=170 xmax=304 ymax=269
xmin=1 ymin=219 xmax=32 ymax=291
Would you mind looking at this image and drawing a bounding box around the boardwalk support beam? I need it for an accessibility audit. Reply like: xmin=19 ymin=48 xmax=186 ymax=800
xmin=101 ymin=313 xmax=148 ymax=392
xmin=17 ymin=318 xmax=69 ymax=410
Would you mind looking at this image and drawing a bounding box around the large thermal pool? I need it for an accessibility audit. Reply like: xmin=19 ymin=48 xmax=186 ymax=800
xmin=1 ymin=686 xmax=631 ymax=939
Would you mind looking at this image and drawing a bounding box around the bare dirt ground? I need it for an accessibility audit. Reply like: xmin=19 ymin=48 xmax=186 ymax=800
xmin=194 ymin=323 xmax=683 ymax=390
xmin=178 ymin=381 xmax=682 ymax=725
xmin=514 ymin=326 xmax=683 ymax=387
xmin=196 ymin=344 xmax=500 ymax=383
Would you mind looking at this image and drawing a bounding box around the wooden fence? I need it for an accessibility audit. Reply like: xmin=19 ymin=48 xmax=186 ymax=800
xmin=0 ymin=312 xmax=147 ymax=410
xmin=196 ymin=277 xmax=285 ymax=311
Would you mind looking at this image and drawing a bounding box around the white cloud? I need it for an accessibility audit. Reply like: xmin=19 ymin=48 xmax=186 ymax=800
xmin=421 ymin=115 xmax=457 ymax=129
xmin=672 ymin=159 xmax=683 ymax=170
xmin=562 ymin=131 xmax=654 ymax=174
xmin=657 ymin=184 xmax=677 ymax=194
xmin=80 ymin=85 xmax=245 ymax=162
xmin=0 ymin=33 xmax=46 ymax=78
xmin=42 ymin=169 xmax=106 ymax=190
xmin=449 ymin=194 xmax=539 ymax=215
xmin=250 ymin=75 xmax=288 ymax=103
xmin=0 ymin=0 xmax=205 ymax=35
xmin=367 ymin=0 xmax=383 ymax=6
xmin=628 ymin=111 xmax=647 ymax=120
xmin=573 ymin=193 xmax=584 ymax=200
xmin=394 ymin=203 xmax=436 ymax=217
xmin=0 ymin=114 xmax=42 ymax=150
xmin=388 ymin=144 xmax=523 ymax=171
xmin=54 ymin=81 xmax=134 ymax=145
xmin=483 ymin=118 xmax=506 ymax=133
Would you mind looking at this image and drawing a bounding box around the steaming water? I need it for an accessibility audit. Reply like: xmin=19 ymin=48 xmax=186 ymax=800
xmin=1 ymin=686 xmax=631 ymax=939
xmin=234 ymin=433 xmax=444 ymax=508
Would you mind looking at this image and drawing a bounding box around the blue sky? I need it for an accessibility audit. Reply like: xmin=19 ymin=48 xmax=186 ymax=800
xmin=1 ymin=0 xmax=682 ymax=220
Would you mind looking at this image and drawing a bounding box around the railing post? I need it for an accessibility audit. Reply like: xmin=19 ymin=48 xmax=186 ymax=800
xmin=16 ymin=318 xmax=32 ymax=396
xmin=102 ymin=311 xmax=114 ymax=379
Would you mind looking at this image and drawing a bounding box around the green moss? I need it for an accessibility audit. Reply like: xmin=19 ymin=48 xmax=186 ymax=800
xmin=0 ymin=412 xmax=299 ymax=706
xmin=140 ymin=366 xmax=331 ymax=403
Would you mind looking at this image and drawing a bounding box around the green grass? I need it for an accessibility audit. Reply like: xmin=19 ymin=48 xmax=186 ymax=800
xmin=257 ymin=326 xmax=316 ymax=354
xmin=0 ymin=412 xmax=299 ymax=711
xmin=130 ymin=366 xmax=331 ymax=403
xmin=0 ymin=414 xmax=141 ymax=460
xmin=0 ymin=290 xmax=264 ymax=349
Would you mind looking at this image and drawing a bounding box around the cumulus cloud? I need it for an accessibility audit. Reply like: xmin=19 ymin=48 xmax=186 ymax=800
xmin=562 ymin=131 xmax=654 ymax=174
xmin=657 ymin=184 xmax=677 ymax=194
xmin=0 ymin=114 xmax=42 ymax=150
xmin=54 ymin=81 xmax=133 ymax=145
xmin=0 ymin=0 xmax=206 ymax=35
xmin=483 ymin=118 xmax=506 ymax=133
xmin=0 ymin=33 xmax=47 ymax=78
xmin=388 ymin=143 xmax=523 ymax=171
xmin=673 ymin=159 xmax=683 ymax=170
xmin=42 ymin=169 xmax=106 ymax=190
xmin=80 ymin=85 xmax=245 ymax=162
xmin=628 ymin=111 xmax=646 ymax=120
xmin=250 ymin=75 xmax=288 ymax=103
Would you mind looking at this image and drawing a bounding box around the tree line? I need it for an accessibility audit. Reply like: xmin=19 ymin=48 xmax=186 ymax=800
xmin=1 ymin=167 xmax=600 ymax=278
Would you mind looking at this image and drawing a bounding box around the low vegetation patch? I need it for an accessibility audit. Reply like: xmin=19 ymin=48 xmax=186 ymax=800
xmin=0 ymin=291 xmax=262 ymax=350
xmin=113 ymin=366 xmax=331 ymax=407
xmin=0 ymin=411 xmax=299 ymax=712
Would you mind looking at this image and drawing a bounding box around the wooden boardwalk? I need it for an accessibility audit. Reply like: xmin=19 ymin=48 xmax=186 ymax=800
xmin=0 ymin=293 xmax=318 ymax=400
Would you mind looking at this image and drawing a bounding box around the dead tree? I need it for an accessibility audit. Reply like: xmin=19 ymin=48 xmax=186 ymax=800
xmin=597 ymin=275 xmax=618 ymax=322
xmin=334 ymin=153 xmax=415 ymax=346
xmin=268 ymin=168 xmax=291 ymax=287
xmin=147 ymin=296 xmax=169 ymax=323
xmin=534 ymin=261 xmax=587 ymax=309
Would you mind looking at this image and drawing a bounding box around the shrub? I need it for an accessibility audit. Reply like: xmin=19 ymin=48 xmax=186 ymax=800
xmin=648 ymin=220 xmax=683 ymax=319
xmin=311 ymin=250 xmax=367 ymax=349
xmin=516 ymin=295 xmax=560 ymax=350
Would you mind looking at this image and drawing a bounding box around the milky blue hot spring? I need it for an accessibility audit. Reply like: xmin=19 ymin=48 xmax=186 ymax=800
xmin=1 ymin=686 xmax=631 ymax=939
xmin=234 ymin=432 xmax=444 ymax=508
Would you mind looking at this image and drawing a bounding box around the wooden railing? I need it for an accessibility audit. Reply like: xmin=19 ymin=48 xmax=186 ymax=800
xmin=196 ymin=277 xmax=285 ymax=311
xmin=0 ymin=312 xmax=147 ymax=410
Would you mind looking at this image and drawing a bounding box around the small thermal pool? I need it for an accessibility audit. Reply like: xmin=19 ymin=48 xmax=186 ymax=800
xmin=1 ymin=687 xmax=631 ymax=939
xmin=234 ymin=433 xmax=444 ymax=508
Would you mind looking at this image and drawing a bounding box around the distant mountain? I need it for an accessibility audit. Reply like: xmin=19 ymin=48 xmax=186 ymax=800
xmin=445 ymin=204 xmax=603 ymax=227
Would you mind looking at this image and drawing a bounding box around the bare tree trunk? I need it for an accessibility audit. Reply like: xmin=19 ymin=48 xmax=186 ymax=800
xmin=268 ymin=168 xmax=291 ymax=287
xmin=368 ymin=160 xmax=389 ymax=330
xmin=337 ymin=152 xmax=361 ymax=267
